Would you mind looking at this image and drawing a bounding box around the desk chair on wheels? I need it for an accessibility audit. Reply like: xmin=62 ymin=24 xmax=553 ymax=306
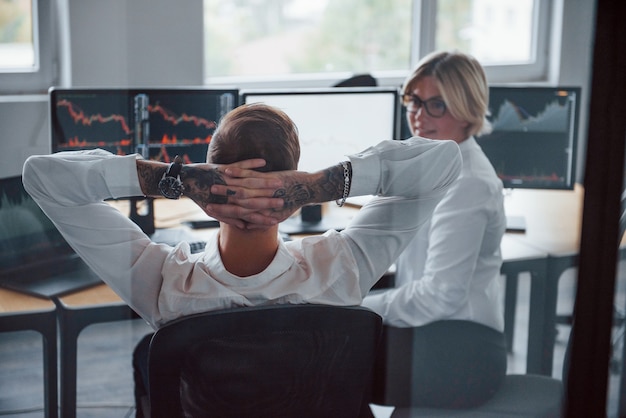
xmin=146 ymin=304 xmax=383 ymax=418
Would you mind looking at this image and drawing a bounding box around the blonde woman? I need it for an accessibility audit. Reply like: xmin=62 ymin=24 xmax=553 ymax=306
xmin=363 ymin=51 xmax=508 ymax=408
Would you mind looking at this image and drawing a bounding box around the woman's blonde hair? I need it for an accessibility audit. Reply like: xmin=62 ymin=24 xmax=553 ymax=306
xmin=402 ymin=51 xmax=492 ymax=137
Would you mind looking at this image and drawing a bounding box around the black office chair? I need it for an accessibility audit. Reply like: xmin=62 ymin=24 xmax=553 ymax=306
xmin=147 ymin=304 xmax=383 ymax=418
xmin=333 ymin=73 xmax=378 ymax=87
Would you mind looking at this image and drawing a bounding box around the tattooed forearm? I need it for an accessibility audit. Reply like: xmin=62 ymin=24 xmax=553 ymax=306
xmin=322 ymin=163 xmax=351 ymax=200
xmin=137 ymin=161 xmax=167 ymax=196
xmin=135 ymin=160 xmax=229 ymax=205
xmin=273 ymin=163 xmax=350 ymax=209
xmin=181 ymin=166 xmax=228 ymax=205
xmin=274 ymin=184 xmax=315 ymax=209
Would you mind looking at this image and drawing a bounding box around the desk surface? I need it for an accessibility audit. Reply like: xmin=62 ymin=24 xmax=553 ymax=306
xmin=501 ymin=234 xmax=547 ymax=262
xmin=0 ymin=287 xmax=55 ymax=313
xmin=57 ymin=282 xmax=125 ymax=308
xmin=504 ymin=184 xmax=584 ymax=256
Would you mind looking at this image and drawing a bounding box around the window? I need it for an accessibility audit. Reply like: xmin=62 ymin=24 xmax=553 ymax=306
xmin=434 ymin=0 xmax=536 ymax=64
xmin=203 ymin=0 xmax=551 ymax=86
xmin=203 ymin=0 xmax=413 ymax=86
xmin=0 ymin=0 xmax=35 ymax=71
xmin=0 ymin=0 xmax=58 ymax=94
xmin=418 ymin=0 xmax=550 ymax=83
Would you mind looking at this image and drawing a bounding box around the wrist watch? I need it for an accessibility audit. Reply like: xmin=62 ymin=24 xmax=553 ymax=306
xmin=158 ymin=156 xmax=184 ymax=199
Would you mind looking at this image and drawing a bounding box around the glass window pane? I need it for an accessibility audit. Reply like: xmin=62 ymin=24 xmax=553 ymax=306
xmin=435 ymin=0 xmax=535 ymax=65
xmin=0 ymin=0 xmax=36 ymax=71
xmin=203 ymin=0 xmax=412 ymax=79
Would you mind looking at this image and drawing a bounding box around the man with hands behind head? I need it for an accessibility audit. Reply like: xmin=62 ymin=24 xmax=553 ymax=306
xmin=23 ymin=103 xmax=461 ymax=416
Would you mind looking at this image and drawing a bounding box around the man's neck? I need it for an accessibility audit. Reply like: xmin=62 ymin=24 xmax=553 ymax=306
xmin=218 ymin=225 xmax=280 ymax=277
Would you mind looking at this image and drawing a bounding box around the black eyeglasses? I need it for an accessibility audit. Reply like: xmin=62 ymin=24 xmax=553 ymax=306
xmin=402 ymin=94 xmax=447 ymax=118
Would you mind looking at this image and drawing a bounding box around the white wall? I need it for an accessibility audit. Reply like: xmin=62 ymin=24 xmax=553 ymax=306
xmin=68 ymin=0 xmax=204 ymax=87
xmin=0 ymin=96 xmax=49 ymax=178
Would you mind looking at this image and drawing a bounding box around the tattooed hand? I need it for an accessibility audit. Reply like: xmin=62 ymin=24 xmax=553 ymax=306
xmin=180 ymin=166 xmax=229 ymax=206
xmin=207 ymin=162 xmax=350 ymax=228
xmin=136 ymin=158 xmax=285 ymax=229
xmin=137 ymin=158 xmax=350 ymax=230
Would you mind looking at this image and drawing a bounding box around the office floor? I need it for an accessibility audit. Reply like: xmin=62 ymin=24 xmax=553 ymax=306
xmin=0 ymin=265 xmax=625 ymax=418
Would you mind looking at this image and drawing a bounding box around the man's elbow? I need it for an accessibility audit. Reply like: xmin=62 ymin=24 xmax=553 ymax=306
xmin=22 ymin=155 xmax=50 ymax=199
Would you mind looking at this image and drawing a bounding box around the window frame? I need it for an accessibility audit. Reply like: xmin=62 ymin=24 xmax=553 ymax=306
xmin=0 ymin=0 xmax=59 ymax=95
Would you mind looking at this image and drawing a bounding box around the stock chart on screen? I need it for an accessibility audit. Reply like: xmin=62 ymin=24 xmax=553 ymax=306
xmin=49 ymin=87 xmax=238 ymax=163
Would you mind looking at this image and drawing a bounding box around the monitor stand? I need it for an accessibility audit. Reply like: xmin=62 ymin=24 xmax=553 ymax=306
xmin=279 ymin=204 xmax=353 ymax=235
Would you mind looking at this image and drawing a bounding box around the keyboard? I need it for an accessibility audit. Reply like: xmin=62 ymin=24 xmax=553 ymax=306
xmin=188 ymin=241 xmax=207 ymax=254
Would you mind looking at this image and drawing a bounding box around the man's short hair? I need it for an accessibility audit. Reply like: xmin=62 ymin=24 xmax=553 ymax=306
xmin=207 ymin=103 xmax=300 ymax=172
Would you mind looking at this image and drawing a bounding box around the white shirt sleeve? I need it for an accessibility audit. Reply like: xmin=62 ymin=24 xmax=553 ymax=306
xmin=22 ymin=149 xmax=166 ymax=323
xmin=343 ymin=137 xmax=463 ymax=296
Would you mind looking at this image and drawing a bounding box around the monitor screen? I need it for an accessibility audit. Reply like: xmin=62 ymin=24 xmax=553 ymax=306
xmin=477 ymin=86 xmax=581 ymax=190
xmin=241 ymin=87 xmax=400 ymax=173
xmin=0 ymin=175 xmax=75 ymax=275
xmin=241 ymin=87 xmax=400 ymax=233
xmin=49 ymin=87 xmax=239 ymax=163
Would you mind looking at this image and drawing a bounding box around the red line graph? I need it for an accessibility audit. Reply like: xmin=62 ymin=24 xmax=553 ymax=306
xmin=55 ymin=97 xmax=218 ymax=163
xmin=56 ymin=100 xmax=217 ymax=139
xmin=149 ymin=104 xmax=216 ymax=130
xmin=159 ymin=134 xmax=212 ymax=144
xmin=56 ymin=99 xmax=132 ymax=134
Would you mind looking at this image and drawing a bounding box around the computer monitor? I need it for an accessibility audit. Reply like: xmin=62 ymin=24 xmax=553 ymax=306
xmin=49 ymin=87 xmax=238 ymax=163
xmin=241 ymin=87 xmax=400 ymax=233
xmin=0 ymin=175 xmax=104 ymax=298
xmin=0 ymin=175 xmax=74 ymax=273
xmin=49 ymin=87 xmax=239 ymax=234
xmin=477 ymin=86 xmax=581 ymax=190
xmin=399 ymin=86 xmax=581 ymax=191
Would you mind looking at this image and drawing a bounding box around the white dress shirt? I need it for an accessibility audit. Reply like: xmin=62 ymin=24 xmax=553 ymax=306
xmin=362 ymin=137 xmax=506 ymax=332
xmin=23 ymin=137 xmax=461 ymax=329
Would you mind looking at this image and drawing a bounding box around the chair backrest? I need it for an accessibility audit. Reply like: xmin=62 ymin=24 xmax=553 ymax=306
xmin=148 ymin=304 xmax=383 ymax=418
xmin=333 ymin=74 xmax=378 ymax=87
